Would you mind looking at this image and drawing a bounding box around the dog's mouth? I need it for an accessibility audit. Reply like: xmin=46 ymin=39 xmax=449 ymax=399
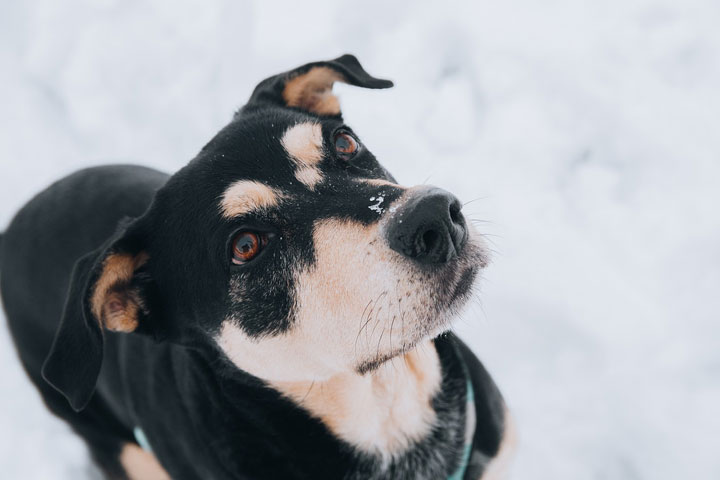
xmin=449 ymin=264 xmax=479 ymax=305
xmin=430 ymin=235 xmax=487 ymax=308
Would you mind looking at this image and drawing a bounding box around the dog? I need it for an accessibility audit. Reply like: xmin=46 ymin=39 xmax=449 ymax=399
xmin=0 ymin=55 xmax=512 ymax=479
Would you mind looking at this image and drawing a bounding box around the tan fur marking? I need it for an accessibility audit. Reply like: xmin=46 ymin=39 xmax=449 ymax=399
xmin=220 ymin=180 xmax=284 ymax=218
xmin=120 ymin=443 xmax=170 ymax=480
xmin=282 ymin=123 xmax=324 ymax=166
xmin=281 ymin=123 xmax=324 ymax=190
xmin=481 ymin=409 xmax=517 ymax=480
xmin=217 ymin=321 xmax=338 ymax=382
xmin=295 ymin=166 xmax=323 ymax=189
xmin=90 ymin=252 xmax=148 ymax=332
xmin=283 ymin=66 xmax=344 ymax=115
xmin=272 ymin=340 xmax=441 ymax=456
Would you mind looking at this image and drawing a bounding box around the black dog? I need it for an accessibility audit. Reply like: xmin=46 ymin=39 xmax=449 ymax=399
xmin=0 ymin=55 xmax=512 ymax=480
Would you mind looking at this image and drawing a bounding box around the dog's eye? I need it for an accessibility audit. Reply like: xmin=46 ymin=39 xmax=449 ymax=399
xmin=231 ymin=231 xmax=268 ymax=265
xmin=334 ymin=132 xmax=359 ymax=160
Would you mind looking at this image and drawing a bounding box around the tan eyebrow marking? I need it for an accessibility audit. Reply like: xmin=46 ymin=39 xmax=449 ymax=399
xmin=281 ymin=122 xmax=324 ymax=190
xmin=295 ymin=167 xmax=323 ymax=189
xmin=220 ymin=180 xmax=285 ymax=218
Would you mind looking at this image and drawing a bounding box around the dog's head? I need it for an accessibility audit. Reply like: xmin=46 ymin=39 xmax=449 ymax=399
xmin=42 ymin=55 xmax=488 ymax=410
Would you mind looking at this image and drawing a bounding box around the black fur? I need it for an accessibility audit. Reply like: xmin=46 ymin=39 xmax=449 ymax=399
xmin=0 ymin=55 xmax=506 ymax=479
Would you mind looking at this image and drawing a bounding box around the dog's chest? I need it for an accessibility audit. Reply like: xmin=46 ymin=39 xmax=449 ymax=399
xmin=121 ymin=338 xmax=474 ymax=480
xmin=270 ymin=340 xmax=470 ymax=479
xmin=271 ymin=341 xmax=442 ymax=455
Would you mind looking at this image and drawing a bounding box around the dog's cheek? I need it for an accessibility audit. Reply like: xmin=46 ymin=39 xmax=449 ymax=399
xmin=217 ymin=244 xmax=330 ymax=381
xmin=216 ymin=319 xmax=340 ymax=381
xmin=226 ymin=264 xmax=295 ymax=337
xmin=291 ymin=218 xmax=430 ymax=371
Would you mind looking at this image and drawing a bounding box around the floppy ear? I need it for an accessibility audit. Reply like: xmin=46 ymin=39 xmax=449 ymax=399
xmin=42 ymin=218 xmax=154 ymax=411
xmin=243 ymin=53 xmax=393 ymax=116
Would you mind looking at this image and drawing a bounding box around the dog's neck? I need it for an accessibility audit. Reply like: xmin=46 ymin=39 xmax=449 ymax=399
xmin=269 ymin=339 xmax=442 ymax=458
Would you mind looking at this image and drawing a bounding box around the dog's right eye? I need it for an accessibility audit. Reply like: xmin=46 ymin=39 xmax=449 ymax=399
xmin=231 ymin=231 xmax=269 ymax=265
xmin=334 ymin=132 xmax=359 ymax=160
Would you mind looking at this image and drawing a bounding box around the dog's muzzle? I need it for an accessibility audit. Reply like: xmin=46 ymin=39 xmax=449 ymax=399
xmin=385 ymin=186 xmax=468 ymax=264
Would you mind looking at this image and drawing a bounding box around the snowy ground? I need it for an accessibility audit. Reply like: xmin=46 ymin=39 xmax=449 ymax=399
xmin=1 ymin=1 xmax=719 ymax=478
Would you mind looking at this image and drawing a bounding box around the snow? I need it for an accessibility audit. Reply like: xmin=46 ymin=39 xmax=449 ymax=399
xmin=1 ymin=1 xmax=719 ymax=478
xmin=369 ymin=195 xmax=386 ymax=214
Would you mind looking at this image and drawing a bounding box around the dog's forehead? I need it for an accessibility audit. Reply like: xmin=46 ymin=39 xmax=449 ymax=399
xmin=199 ymin=110 xmax=338 ymax=181
xmin=167 ymin=108 xmax=402 ymax=225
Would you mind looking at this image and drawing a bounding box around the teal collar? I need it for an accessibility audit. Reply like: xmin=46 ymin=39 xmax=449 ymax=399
xmin=133 ymin=426 xmax=154 ymax=454
xmin=447 ymin=371 xmax=476 ymax=480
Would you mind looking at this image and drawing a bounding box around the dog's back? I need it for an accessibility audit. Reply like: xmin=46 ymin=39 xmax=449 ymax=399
xmin=1 ymin=164 xmax=167 ymax=399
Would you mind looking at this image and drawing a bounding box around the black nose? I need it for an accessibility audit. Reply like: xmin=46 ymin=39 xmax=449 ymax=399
xmin=386 ymin=187 xmax=468 ymax=264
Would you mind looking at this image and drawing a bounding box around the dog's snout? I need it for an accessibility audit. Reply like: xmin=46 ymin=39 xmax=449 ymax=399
xmin=386 ymin=188 xmax=467 ymax=264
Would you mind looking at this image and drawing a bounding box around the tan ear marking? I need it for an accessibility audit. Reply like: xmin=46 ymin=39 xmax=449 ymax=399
xmin=90 ymin=252 xmax=149 ymax=332
xmin=283 ymin=66 xmax=344 ymax=115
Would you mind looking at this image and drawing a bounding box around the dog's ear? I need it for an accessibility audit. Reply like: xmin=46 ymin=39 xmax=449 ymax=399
xmin=42 ymin=217 xmax=155 ymax=411
xmin=243 ymin=54 xmax=393 ymax=116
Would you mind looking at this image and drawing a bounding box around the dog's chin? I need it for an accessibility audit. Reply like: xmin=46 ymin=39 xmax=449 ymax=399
xmin=354 ymin=319 xmax=452 ymax=376
xmin=356 ymin=244 xmax=485 ymax=376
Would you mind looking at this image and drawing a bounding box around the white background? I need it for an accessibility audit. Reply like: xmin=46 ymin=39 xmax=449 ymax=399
xmin=1 ymin=1 xmax=719 ymax=478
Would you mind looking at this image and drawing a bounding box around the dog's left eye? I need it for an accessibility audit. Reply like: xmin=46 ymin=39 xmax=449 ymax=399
xmin=334 ymin=132 xmax=359 ymax=160
xmin=231 ymin=231 xmax=269 ymax=265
